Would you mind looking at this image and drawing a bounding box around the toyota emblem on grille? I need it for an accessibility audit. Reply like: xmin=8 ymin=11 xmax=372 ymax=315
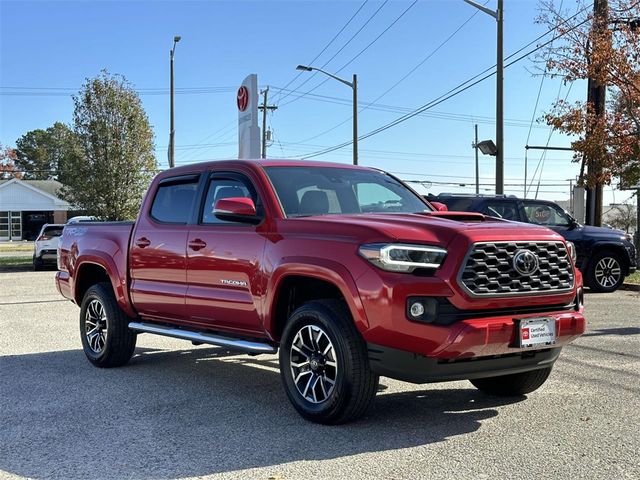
xmin=513 ymin=249 xmax=539 ymax=276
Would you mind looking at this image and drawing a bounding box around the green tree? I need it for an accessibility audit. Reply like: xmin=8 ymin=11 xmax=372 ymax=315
xmin=14 ymin=122 xmax=79 ymax=180
xmin=61 ymin=71 xmax=158 ymax=220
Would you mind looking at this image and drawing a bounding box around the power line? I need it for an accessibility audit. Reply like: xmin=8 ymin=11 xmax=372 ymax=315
xmin=284 ymin=1 xmax=489 ymax=144
xmin=297 ymin=8 xmax=593 ymax=160
xmin=276 ymin=0 xmax=389 ymax=105
xmin=278 ymin=0 xmax=419 ymax=108
xmin=273 ymin=0 xmax=370 ymax=105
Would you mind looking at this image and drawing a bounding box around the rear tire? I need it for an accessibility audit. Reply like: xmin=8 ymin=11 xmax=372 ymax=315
xmin=33 ymin=256 xmax=43 ymax=271
xmin=586 ymin=250 xmax=625 ymax=293
xmin=279 ymin=299 xmax=379 ymax=424
xmin=470 ymin=367 xmax=552 ymax=396
xmin=79 ymin=282 xmax=137 ymax=368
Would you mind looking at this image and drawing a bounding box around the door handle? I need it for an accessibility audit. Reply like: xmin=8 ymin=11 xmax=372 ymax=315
xmin=188 ymin=239 xmax=207 ymax=251
xmin=136 ymin=237 xmax=151 ymax=248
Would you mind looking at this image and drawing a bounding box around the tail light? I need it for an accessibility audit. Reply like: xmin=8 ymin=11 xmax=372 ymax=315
xmin=37 ymin=235 xmax=51 ymax=241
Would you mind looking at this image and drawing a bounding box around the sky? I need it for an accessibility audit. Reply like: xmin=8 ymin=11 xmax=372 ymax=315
xmin=0 ymin=0 xmax=634 ymax=206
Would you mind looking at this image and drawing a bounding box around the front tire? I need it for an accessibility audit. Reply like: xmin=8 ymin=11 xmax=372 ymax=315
xmin=279 ymin=300 xmax=378 ymax=424
xmin=586 ymin=250 xmax=625 ymax=293
xmin=80 ymin=282 xmax=137 ymax=368
xmin=470 ymin=367 xmax=552 ymax=396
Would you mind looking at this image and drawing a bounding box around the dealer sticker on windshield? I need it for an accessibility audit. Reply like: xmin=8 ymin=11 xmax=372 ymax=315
xmin=517 ymin=317 xmax=556 ymax=348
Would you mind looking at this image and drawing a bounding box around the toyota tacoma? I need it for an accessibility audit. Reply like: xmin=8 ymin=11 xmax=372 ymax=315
xmin=56 ymin=160 xmax=586 ymax=424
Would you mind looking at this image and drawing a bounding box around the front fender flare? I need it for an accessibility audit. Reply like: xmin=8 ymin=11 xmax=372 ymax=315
xmin=264 ymin=256 xmax=369 ymax=337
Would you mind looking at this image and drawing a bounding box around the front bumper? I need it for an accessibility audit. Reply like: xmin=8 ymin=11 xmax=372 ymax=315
xmin=368 ymin=344 xmax=561 ymax=384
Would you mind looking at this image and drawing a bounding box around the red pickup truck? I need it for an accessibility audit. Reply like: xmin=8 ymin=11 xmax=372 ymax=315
xmin=56 ymin=160 xmax=585 ymax=424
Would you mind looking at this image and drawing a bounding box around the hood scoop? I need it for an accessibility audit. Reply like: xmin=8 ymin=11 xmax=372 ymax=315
xmin=419 ymin=211 xmax=490 ymax=222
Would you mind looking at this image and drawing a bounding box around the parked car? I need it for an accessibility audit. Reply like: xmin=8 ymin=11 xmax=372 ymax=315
xmin=427 ymin=193 xmax=637 ymax=293
xmin=33 ymin=224 xmax=64 ymax=270
xmin=56 ymin=160 xmax=585 ymax=424
xmin=67 ymin=216 xmax=97 ymax=224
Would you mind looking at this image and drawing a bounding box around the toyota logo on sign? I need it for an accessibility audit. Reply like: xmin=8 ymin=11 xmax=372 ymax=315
xmin=237 ymin=86 xmax=249 ymax=112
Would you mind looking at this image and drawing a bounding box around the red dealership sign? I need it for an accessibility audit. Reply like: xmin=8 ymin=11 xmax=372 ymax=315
xmin=237 ymin=86 xmax=249 ymax=112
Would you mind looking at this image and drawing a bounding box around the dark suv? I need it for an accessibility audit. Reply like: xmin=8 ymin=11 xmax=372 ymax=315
xmin=428 ymin=194 xmax=637 ymax=293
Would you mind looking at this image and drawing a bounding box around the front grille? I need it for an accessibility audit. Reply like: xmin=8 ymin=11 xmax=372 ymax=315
xmin=459 ymin=241 xmax=574 ymax=296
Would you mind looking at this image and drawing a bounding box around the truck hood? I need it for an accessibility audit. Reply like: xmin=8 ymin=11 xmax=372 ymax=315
xmin=294 ymin=212 xmax=563 ymax=247
xmin=573 ymin=224 xmax=628 ymax=239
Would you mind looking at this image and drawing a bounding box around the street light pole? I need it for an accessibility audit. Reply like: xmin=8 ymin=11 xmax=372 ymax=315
xmin=169 ymin=35 xmax=181 ymax=168
xmin=296 ymin=65 xmax=358 ymax=165
xmin=464 ymin=0 xmax=504 ymax=194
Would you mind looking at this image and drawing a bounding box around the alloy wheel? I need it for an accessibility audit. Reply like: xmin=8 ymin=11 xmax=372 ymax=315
xmin=594 ymin=257 xmax=622 ymax=288
xmin=85 ymin=299 xmax=108 ymax=354
xmin=289 ymin=325 xmax=338 ymax=404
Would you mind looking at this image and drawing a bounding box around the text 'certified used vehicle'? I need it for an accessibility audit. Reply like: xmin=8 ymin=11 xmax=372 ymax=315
xmin=56 ymin=160 xmax=586 ymax=424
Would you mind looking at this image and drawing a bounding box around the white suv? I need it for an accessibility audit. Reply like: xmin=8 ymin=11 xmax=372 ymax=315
xmin=33 ymin=224 xmax=64 ymax=270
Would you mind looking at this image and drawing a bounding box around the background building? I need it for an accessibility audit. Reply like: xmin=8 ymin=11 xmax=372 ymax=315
xmin=0 ymin=179 xmax=71 ymax=241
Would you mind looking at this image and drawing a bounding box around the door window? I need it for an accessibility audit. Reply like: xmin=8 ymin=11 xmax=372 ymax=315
xmin=523 ymin=202 xmax=572 ymax=227
xmin=150 ymin=179 xmax=199 ymax=224
xmin=201 ymin=175 xmax=260 ymax=224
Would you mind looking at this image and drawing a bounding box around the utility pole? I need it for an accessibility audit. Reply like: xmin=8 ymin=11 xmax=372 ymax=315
xmin=258 ymin=87 xmax=278 ymax=159
xmin=464 ymin=0 xmax=504 ymax=194
xmin=474 ymin=124 xmax=479 ymax=194
xmin=169 ymin=35 xmax=181 ymax=168
xmin=496 ymin=0 xmax=504 ymax=195
xmin=352 ymin=74 xmax=358 ymax=166
xmin=585 ymin=0 xmax=608 ymax=226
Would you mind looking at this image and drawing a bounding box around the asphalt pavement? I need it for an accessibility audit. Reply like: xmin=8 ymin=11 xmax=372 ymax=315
xmin=0 ymin=270 xmax=638 ymax=480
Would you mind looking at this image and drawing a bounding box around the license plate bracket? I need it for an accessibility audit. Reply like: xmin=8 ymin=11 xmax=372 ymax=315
xmin=515 ymin=317 xmax=556 ymax=349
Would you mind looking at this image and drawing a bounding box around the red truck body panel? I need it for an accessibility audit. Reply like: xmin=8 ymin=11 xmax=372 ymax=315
xmin=57 ymin=159 xmax=585 ymax=372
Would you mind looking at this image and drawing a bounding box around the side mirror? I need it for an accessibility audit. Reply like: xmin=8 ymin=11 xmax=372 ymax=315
xmin=430 ymin=201 xmax=448 ymax=212
xmin=213 ymin=197 xmax=261 ymax=224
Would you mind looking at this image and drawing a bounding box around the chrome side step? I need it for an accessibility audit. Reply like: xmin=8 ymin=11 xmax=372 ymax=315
xmin=128 ymin=322 xmax=277 ymax=354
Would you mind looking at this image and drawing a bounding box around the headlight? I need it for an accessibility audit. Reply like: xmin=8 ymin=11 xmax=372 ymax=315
xmin=359 ymin=243 xmax=447 ymax=273
xmin=622 ymin=233 xmax=633 ymax=242
xmin=566 ymin=241 xmax=577 ymax=264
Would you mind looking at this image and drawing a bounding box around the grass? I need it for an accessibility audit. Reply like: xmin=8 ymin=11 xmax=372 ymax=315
xmin=627 ymin=271 xmax=640 ymax=285
xmin=0 ymin=242 xmax=34 ymax=253
xmin=0 ymin=256 xmax=32 ymax=268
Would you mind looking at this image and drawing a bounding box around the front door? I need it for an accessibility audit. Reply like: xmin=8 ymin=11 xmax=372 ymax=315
xmin=129 ymin=174 xmax=200 ymax=322
xmin=186 ymin=172 xmax=266 ymax=334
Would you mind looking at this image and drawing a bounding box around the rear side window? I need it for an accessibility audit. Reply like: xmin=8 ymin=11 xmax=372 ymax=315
xmin=43 ymin=226 xmax=63 ymax=237
xmin=481 ymin=201 xmax=519 ymax=220
xmin=150 ymin=178 xmax=199 ymax=224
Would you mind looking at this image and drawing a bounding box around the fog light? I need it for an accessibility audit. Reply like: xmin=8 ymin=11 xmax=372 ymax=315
xmin=406 ymin=297 xmax=439 ymax=323
xmin=409 ymin=301 xmax=425 ymax=318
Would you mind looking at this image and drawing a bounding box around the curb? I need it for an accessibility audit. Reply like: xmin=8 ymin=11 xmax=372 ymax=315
xmin=620 ymin=283 xmax=640 ymax=292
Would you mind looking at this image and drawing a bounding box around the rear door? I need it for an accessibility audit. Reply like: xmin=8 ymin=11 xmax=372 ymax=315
xmin=129 ymin=174 xmax=201 ymax=322
xmin=185 ymin=171 xmax=267 ymax=334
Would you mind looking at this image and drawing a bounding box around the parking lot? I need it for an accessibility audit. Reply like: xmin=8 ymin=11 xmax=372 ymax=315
xmin=0 ymin=270 xmax=638 ymax=480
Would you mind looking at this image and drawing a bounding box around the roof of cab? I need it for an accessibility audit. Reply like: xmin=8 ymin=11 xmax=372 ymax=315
xmin=156 ymin=159 xmax=378 ymax=179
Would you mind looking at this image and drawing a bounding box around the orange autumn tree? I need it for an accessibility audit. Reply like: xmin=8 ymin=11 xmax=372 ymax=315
xmin=537 ymin=0 xmax=640 ymax=188
xmin=0 ymin=144 xmax=22 ymax=179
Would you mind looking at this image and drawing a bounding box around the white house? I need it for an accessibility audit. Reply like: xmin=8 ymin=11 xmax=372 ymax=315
xmin=0 ymin=179 xmax=72 ymax=241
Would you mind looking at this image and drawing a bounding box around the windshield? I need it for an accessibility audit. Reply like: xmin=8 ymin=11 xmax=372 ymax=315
xmin=264 ymin=166 xmax=430 ymax=218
